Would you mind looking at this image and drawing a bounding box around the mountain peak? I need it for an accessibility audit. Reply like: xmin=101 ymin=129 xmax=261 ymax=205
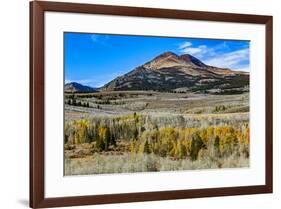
xmin=151 ymin=51 xmax=178 ymax=62
xmin=158 ymin=51 xmax=177 ymax=57
xmin=143 ymin=51 xmax=180 ymax=70
xmin=65 ymin=82 xmax=96 ymax=93
xmin=179 ymin=54 xmax=207 ymax=67
xmin=67 ymin=82 xmax=80 ymax=86
xmin=101 ymin=51 xmax=249 ymax=93
xmin=143 ymin=52 xmax=208 ymax=70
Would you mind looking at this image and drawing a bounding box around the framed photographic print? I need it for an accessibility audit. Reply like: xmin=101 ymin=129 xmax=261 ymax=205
xmin=30 ymin=1 xmax=273 ymax=208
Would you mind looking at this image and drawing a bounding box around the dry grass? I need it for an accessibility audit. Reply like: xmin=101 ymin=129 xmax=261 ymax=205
xmin=65 ymin=92 xmax=249 ymax=121
xmin=64 ymin=91 xmax=250 ymax=176
xmin=64 ymin=153 xmax=249 ymax=175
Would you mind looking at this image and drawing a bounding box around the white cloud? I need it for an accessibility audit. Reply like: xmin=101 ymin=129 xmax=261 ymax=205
xmin=177 ymin=41 xmax=249 ymax=71
xmin=90 ymin=34 xmax=110 ymax=44
xmin=90 ymin=34 xmax=98 ymax=42
xmin=179 ymin=41 xmax=192 ymax=49
xmin=178 ymin=42 xmax=216 ymax=59
xmin=204 ymin=48 xmax=249 ymax=71
xmin=180 ymin=45 xmax=213 ymax=58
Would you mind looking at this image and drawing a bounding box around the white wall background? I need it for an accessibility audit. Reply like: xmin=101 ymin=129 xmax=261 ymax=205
xmin=0 ymin=0 xmax=279 ymax=208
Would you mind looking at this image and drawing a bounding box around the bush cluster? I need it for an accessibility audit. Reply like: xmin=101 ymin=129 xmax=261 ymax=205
xmin=66 ymin=98 xmax=90 ymax=107
xmin=65 ymin=113 xmax=249 ymax=161
xmin=129 ymin=126 xmax=249 ymax=161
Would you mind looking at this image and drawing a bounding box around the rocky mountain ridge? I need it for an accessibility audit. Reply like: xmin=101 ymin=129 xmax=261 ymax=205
xmin=101 ymin=51 xmax=249 ymax=94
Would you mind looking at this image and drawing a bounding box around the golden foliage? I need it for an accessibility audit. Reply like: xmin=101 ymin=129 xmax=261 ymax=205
xmin=64 ymin=114 xmax=249 ymax=161
xmin=130 ymin=125 xmax=249 ymax=160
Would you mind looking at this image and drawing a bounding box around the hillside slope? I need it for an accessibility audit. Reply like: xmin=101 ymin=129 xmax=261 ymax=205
xmin=101 ymin=52 xmax=249 ymax=94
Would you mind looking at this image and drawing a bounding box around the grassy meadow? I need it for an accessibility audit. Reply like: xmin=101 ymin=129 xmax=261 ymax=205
xmin=64 ymin=91 xmax=249 ymax=175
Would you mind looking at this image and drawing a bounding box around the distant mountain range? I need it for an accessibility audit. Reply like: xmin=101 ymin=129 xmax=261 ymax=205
xmin=64 ymin=82 xmax=96 ymax=93
xmin=65 ymin=52 xmax=249 ymax=94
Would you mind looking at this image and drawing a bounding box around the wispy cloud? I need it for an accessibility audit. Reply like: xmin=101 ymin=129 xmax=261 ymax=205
xmin=177 ymin=41 xmax=249 ymax=71
xmin=178 ymin=41 xmax=192 ymax=49
xmin=90 ymin=34 xmax=110 ymax=44
xmin=204 ymin=48 xmax=249 ymax=71
xmin=178 ymin=41 xmax=216 ymax=59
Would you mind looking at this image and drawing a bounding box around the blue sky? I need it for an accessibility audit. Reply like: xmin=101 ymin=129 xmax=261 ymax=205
xmin=64 ymin=32 xmax=250 ymax=87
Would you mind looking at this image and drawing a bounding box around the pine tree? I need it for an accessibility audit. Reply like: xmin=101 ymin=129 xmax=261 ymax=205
xmin=143 ymin=140 xmax=151 ymax=154
xmin=214 ymin=135 xmax=221 ymax=157
xmin=72 ymin=98 xmax=76 ymax=106
xmin=190 ymin=132 xmax=203 ymax=161
xmin=110 ymin=134 xmax=116 ymax=146
xmin=96 ymin=134 xmax=105 ymax=151
xmin=104 ymin=127 xmax=110 ymax=151
xmin=178 ymin=143 xmax=187 ymax=159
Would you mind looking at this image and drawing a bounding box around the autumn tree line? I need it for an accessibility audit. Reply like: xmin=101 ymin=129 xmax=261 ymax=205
xmin=64 ymin=113 xmax=249 ymax=161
